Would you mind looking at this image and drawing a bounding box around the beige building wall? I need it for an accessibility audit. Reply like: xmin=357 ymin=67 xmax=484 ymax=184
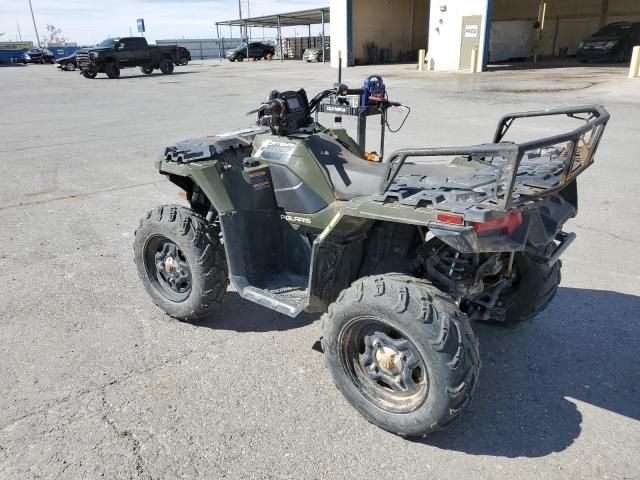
xmin=351 ymin=0 xmax=429 ymax=64
xmin=492 ymin=0 xmax=640 ymax=56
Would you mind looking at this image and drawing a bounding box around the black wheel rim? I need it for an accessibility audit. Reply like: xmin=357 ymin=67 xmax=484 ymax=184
xmin=339 ymin=316 xmax=429 ymax=414
xmin=144 ymin=235 xmax=192 ymax=302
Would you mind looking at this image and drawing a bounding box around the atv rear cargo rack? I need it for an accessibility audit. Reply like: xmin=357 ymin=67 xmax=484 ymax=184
xmin=378 ymin=105 xmax=609 ymax=212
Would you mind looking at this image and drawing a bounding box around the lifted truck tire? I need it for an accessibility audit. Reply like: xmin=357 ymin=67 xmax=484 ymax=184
xmin=489 ymin=250 xmax=562 ymax=326
xmin=105 ymin=61 xmax=120 ymax=79
xmin=322 ymin=274 xmax=480 ymax=437
xmin=134 ymin=205 xmax=228 ymax=321
xmin=81 ymin=70 xmax=97 ymax=79
xmin=159 ymin=58 xmax=174 ymax=74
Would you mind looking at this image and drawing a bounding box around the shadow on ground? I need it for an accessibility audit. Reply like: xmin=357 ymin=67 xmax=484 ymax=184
xmin=94 ymin=71 xmax=202 ymax=80
xmin=186 ymin=286 xmax=639 ymax=457
xmin=189 ymin=291 xmax=317 ymax=333
xmin=420 ymin=287 xmax=640 ymax=457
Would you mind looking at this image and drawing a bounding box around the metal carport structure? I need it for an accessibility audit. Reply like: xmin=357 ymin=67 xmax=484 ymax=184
xmin=215 ymin=7 xmax=330 ymax=62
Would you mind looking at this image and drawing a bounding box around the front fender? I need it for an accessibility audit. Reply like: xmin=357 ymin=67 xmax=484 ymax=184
xmin=157 ymin=159 xmax=234 ymax=213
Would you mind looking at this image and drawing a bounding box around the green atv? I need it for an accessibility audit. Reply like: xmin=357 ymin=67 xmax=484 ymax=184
xmin=134 ymin=80 xmax=609 ymax=437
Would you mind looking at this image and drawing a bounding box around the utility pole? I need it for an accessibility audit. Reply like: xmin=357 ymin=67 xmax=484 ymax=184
xmin=17 ymin=23 xmax=22 ymax=40
xmin=28 ymin=0 xmax=42 ymax=48
xmin=238 ymin=0 xmax=243 ymax=39
xmin=246 ymin=0 xmax=250 ymax=40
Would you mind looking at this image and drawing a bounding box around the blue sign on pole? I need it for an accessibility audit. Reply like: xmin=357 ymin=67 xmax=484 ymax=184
xmin=137 ymin=18 xmax=145 ymax=33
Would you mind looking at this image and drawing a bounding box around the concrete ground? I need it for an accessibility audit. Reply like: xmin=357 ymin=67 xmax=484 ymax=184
xmin=0 ymin=59 xmax=638 ymax=480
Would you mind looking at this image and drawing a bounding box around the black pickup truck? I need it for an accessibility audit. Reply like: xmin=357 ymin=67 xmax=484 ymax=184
xmin=76 ymin=37 xmax=181 ymax=79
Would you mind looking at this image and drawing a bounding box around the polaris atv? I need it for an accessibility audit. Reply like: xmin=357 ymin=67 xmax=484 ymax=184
xmin=133 ymin=79 xmax=609 ymax=437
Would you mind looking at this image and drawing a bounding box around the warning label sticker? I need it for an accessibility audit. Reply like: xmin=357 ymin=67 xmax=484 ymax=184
xmin=249 ymin=170 xmax=271 ymax=190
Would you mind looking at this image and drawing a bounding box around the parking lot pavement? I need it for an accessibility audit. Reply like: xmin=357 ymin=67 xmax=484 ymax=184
xmin=0 ymin=60 xmax=639 ymax=479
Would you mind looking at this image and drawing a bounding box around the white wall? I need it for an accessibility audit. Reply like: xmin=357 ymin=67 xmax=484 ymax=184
xmin=427 ymin=0 xmax=489 ymax=71
xmin=330 ymin=0 xmax=349 ymax=68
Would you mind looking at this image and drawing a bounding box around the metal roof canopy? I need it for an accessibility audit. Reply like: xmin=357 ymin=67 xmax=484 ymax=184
xmin=216 ymin=7 xmax=329 ymax=29
xmin=215 ymin=7 xmax=329 ymax=63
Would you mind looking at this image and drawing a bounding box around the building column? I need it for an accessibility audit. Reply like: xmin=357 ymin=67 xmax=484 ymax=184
xmin=330 ymin=0 xmax=351 ymax=68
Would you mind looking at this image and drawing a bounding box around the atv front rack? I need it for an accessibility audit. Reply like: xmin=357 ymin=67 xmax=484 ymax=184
xmin=378 ymin=105 xmax=609 ymax=211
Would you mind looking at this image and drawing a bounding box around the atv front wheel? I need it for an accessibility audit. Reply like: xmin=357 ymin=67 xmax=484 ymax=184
xmin=140 ymin=66 xmax=154 ymax=75
xmin=322 ymin=274 xmax=480 ymax=437
xmin=134 ymin=205 xmax=228 ymax=321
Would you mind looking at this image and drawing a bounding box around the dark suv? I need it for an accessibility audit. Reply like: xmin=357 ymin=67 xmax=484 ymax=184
xmin=577 ymin=22 xmax=640 ymax=63
xmin=226 ymin=42 xmax=275 ymax=62
xmin=23 ymin=48 xmax=55 ymax=64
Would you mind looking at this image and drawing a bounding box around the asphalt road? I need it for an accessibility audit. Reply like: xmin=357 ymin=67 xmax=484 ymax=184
xmin=0 ymin=59 xmax=639 ymax=480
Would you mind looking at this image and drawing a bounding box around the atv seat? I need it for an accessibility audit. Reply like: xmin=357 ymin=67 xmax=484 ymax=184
xmin=305 ymin=133 xmax=386 ymax=201
xmin=306 ymin=133 xmax=482 ymax=201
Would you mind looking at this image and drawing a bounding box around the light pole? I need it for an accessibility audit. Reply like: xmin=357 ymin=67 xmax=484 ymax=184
xmin=237 ymin=0 xmax=243 ymax=39
xmin=28 ymin=0 xmax=42 ymax=48
xmin=246 ymin=0 xmax=250 ymax=41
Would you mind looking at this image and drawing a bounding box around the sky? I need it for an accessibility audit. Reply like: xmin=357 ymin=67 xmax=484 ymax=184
xmin=0 ymin=0 xmax=330 ymax=45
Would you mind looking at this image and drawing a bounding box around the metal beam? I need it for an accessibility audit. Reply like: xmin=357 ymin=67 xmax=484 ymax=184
xmin=216 ymin=24 xmax=221 ymax=61
xmin=277 ymin=15 xmax=283 ymax=62
xmin=599 ymin=0 xmax=609 ymax=28
xmin=321 ymin=9 xmax=325 ymax=63
xmin=482 ymin=0 xmax=494 ymax=71
xmin=216 ymin=7 xmax=330 ymax=29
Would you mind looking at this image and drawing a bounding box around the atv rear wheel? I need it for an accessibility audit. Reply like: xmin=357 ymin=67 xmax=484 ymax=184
xmin=134 ymin=205 xmax=228 ymax=321
xmin=485 ymin=249 xmax=561 ymax=326
xmin=81 ymin=70 xmax=97 ymax=79
xmin=140 ymin=66 xmax=154 ymax=75
xmin=322 ymin=274 xmax=480 ymax=437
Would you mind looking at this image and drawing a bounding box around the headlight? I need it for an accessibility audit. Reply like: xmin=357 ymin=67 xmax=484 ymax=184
xmin=605 ymin=41 xmax=618 ymax=49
